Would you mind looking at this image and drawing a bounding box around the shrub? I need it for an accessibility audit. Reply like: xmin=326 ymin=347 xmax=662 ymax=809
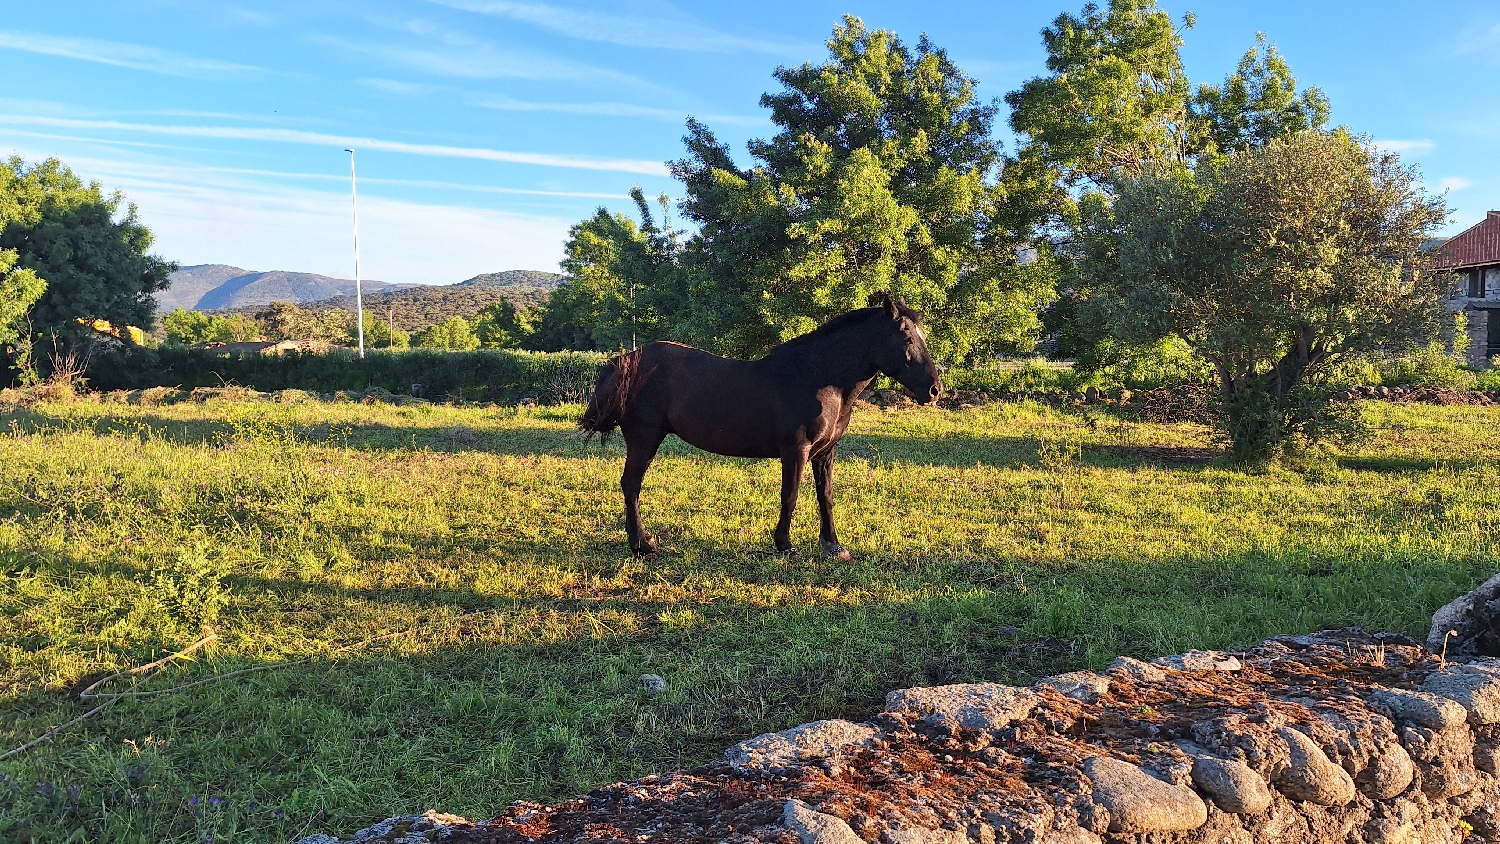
xmin=1376 ymin=343 xmax=1478 ymax=389
xmin=84 ymin=345 xmax=606 ymax=403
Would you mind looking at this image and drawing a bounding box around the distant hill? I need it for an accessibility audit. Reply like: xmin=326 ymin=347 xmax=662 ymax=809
xmin=455 ymin=270 xmax=565 ymax=290
xmin=178 ymin=266 xmax=566 ymax=333
xmin=158 ymin=265 xmax=410 ymax=310
xmin=303 ymin=271 xmax=564 ymax=332
xmin=155 ymin=264 xmax=251 ymax=311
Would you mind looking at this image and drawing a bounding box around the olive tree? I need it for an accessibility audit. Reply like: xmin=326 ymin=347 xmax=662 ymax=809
xmin=1081 ymin=131 xmax=1447 ymax=462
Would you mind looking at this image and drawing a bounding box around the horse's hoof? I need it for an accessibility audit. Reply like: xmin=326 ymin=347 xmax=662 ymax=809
xmin=821 ymin=542 xmax=851 ymax=561
xmin=631 ymin=534 xmax=658 ymax=556
xmin=777 ymin=546 xmax=799 ymax=557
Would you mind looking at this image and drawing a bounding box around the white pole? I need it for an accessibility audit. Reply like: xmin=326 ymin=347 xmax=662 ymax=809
xmin=345 ymin=148 xmax=365 ymax=359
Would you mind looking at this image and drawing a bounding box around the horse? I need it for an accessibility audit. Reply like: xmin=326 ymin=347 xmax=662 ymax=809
xmin=579 ymin=293 xmax=942 ymax=558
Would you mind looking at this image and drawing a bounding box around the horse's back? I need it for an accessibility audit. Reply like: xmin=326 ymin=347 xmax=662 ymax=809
xmin=630 ymin=341 xmax=782 ymax=456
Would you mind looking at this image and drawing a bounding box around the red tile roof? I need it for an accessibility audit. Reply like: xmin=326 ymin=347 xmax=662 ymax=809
xmin=1434 ymin=212 xmax=1500 ymax=269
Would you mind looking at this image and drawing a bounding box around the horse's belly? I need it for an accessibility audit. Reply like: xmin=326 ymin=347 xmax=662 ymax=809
xmin=672 ymin=425 xmax=779 ymax=459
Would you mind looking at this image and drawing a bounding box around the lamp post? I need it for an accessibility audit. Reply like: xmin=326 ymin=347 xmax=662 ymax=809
xmin=345 ymin=148 xmax=365 ymax=358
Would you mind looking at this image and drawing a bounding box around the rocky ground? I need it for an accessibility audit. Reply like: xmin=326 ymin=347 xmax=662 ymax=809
xmin=297 ymin=624 xmax=1500 ymax=844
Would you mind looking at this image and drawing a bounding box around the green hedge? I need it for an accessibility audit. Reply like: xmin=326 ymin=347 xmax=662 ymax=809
xmin=85 ymin=345 xmax=608 ymax=403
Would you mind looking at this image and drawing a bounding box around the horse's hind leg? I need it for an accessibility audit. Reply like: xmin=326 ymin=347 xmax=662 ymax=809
xmin=621 ymin=427 xmax=666 ymax=555
xmin=773 ymin=446 xmax=810 ymax=555
xmin=810 ymin=448 xmax=850 ymax=561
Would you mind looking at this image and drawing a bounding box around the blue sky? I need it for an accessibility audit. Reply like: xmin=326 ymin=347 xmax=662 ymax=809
xmin=2 ymin=1 xmax=1498 ymax=285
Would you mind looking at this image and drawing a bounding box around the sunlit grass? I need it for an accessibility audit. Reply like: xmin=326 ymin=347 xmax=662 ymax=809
xmin=1 ymin=395 xmax=1496 ymax=842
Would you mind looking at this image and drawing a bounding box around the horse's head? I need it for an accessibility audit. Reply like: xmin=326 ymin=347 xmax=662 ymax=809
xmin=868 ymin=293 xmax=942 ymax=405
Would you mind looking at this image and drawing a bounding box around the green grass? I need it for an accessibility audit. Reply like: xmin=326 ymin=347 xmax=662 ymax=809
xmin=1 ymin=395 xmax=1497 ymax=842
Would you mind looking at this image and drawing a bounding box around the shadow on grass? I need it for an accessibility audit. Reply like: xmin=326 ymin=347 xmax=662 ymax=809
xmin=3 ymin=408 xmax=1227 ymax=475
xmin=4 ymin=539 xmax=1490 ymax=842
xmin=841 ymin=431 xmax=1223 ymax=471
xmin=1337 ymin=455 xmax=1491 ymax=474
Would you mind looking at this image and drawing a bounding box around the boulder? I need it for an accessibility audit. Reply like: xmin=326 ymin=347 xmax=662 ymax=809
xmin=783 ymin=800 xmax=863 ymax=844
xmin=1273 ymin=727 xmax=1356 ymax=805
xmin=1081 ymin=755 xmax=1207 ymax=833
xmin=885 ymin=683 xmax=1040 ymax=733
xmin=727 ymin=719 xmax=880 ymax=773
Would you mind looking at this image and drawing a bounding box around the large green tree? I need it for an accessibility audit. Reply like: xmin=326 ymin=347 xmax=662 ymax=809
xmin=1080 ymin=131 xmax=1447 ymax=462
xmin=0 ymin=157 xmax=175 ymax=337
xmin=530 ymin=188 xmax=676 ymax=353
xmin=1006 ymin=1 xmax=1331 ymax=362
xmin=0 ymin=249 xmax=46 ymax=347
xmin=667 ymin=16 xmax=1048 ymax=361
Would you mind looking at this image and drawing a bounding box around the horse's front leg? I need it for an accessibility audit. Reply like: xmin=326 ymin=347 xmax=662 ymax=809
xmin=810 ymin=447 xmax=850 ymax=560
xmin=621 ymin=427 xmax=666 ymax=555
xmin=773 ymin=446 xmax=810 ymax=555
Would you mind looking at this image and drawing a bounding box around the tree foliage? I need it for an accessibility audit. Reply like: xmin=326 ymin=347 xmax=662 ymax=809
xmin=0 ymin=249 xmax=45 ymax=347
xmin=1190 ymin=33 xmax=1330 ymax=155
xmin=0 ymin=157 xmax=175 ymax=337
xmin=1006 ymin=0 xmax=1334 ymax=366
xmin=1007 ymin=0 xmax=1193 ymax=199
xmin=472 ymin=299 xmax=535 ymax=349
xmin=255 ymin=302 xmax=355 ymax=344
xmin=530 ymin=189 xmax=676 ymax=353
xmin=413 ymin=316 xmax=480 ymax=351
xmin=664 ymin=17 xmax=1048 ymax=361
xmin=162 ymin=309 xmax=260 ymax=345
xmin=1079 ymin=131 xmax=1448 ymax=462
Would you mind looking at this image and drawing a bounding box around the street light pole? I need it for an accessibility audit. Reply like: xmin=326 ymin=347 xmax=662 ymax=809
xmin=345 ymin=148 xmax=365 ymax=358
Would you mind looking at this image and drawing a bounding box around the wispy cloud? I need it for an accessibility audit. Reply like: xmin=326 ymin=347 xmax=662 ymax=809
xmin=0 ymin=146 xmax=575 ymax=282
xmin=0 ymin=31 xmax=259 ymax=77
xmin=0 ymin=114 xmax=669 ymax=175
xmin=1374 ymin=138 xmax=1436 ymax=156
xmin=428 ymin=0 xmax=801 ymax=54
xmin=359 ymin=78 xmax=439 ymax=96
xmin=1455 ymin=22 xmax=1500 ymax=57
xmin=316 ymin=31 xmax=662 ymax=92
xmin=1438 ymin=177 xmax=1474 ymax=192
xmin=470 ymin=93 xmax=767 ymax=127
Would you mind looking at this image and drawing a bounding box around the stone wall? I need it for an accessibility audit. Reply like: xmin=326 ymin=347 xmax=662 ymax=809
xmin=299 ymin=624 xmax=1500 ymax=844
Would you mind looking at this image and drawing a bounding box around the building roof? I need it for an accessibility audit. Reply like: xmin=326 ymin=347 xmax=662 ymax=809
xmin=1434 ymin=212 xmax=1500 ymax=270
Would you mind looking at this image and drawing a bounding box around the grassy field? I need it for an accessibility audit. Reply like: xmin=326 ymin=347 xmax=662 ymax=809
xmin=1 ymin=394 xmax=1497 ymax=843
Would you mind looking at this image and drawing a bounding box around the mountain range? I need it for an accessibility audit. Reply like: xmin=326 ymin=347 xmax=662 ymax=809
xmin=156 ymin=265 xmax=414 ymax=311
xmin=158 ymin=265 xmax=566 ymax=333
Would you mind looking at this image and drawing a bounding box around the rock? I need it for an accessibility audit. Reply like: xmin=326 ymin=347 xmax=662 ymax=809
xmin=1106 ymin=656 xmax=1166 ymax=683
xmin=1419 ymin=664 xmax=1500 ymax=724
xmin=885 ymin=683 xmax=1040 ymax=733
xmin=783 ymin=800 xmax=863 ymax=844
xmin=1081 ymin=755 xmax=1207 ymax=833
xmin=1273 ymin=727 xmax=1356 ymax=805
xmin=727 ymin=719 xmax=880 ymax=773
xmin=1040 ymin=830 xmax=1101 ymax=844
xmin=1084 ymin=386 xmax=1101 ymax=403
xmin=1187 ymin=754 xmax=1273 ymax=814
xmin=1152 ymin=650 xmax=1242 ymax=672
xmin=1428 ymin=572 xmax=1500 ymax=656
xmin=1357 ymin=742 xmax=1416 ymax=800
xmin=884 ymin=828 xmax=965 ymax=844
xmin=1369 ymin=688 xmax=1469 ymax=731
xmin=639 ymin=674 xmax=667 ymax=695
xmin=1476 ymin=743 xmax=1500 ymax=775
xmin=1037 ymin=671 xmax=1111 ymax=703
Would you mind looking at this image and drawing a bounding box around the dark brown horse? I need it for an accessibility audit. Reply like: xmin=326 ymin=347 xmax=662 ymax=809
xmin=580 ymin=294 xmax=942 ymax=558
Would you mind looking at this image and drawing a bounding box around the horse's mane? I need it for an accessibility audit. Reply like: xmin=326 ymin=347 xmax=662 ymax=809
xmin=761 ymin=302 xmax=920 ymax=362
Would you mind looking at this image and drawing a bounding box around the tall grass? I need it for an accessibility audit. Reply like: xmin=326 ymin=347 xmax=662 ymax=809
xmin=0 ymin=396 xmax=1496 ymax=842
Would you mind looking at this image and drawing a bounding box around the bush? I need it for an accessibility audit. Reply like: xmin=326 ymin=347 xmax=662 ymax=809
xmin=944 ymin=358 xmax=1079 ymax=397
xmin=84 ymin=345 xmax=607 ymax=403
xmin=1375 ymin=343 xmax=1478 ymax=390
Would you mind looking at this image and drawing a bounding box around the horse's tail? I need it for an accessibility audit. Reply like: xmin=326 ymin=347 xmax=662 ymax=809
xmin=579 ymin=349 xmax=641 ymax=443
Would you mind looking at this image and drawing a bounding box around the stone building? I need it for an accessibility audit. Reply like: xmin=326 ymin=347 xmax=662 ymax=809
xmin=1432 ymin=211 xmax=1500 ymax=365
